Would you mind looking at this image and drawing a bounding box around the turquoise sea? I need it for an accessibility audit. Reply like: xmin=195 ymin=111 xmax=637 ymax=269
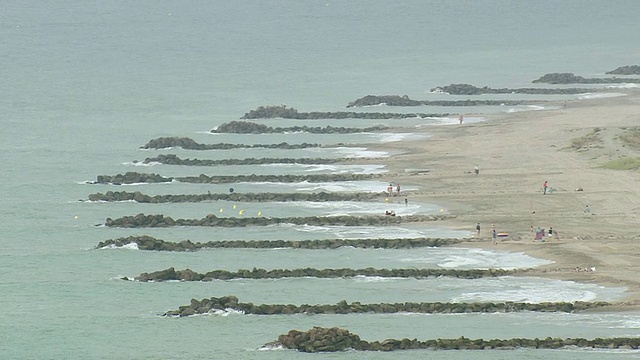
xmin=2 ymin=1 xmax=640 ymax=358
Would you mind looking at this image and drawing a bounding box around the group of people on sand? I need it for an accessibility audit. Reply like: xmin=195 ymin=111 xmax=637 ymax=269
xmin=531 ymin=225 xmax=559 ymax=241
xmin=386 ymin=183 xmax=401 ymax=197
xmin=475 ymin=223 xmax=502 ymax=244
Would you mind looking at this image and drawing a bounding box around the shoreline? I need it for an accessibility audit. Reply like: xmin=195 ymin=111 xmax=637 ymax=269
xmin=373 ymin=89 xmax=640 ymax=308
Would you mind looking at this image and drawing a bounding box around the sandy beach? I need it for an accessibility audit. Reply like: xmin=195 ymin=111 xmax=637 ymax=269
xmin=372 ymin=90 xmax=640 ymax=307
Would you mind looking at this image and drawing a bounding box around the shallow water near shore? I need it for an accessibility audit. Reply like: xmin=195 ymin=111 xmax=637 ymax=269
xmin=2 ymin=0 xmax=640 ymax=358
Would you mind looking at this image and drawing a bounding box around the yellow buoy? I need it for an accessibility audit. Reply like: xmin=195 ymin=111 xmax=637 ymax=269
xmin=219 ymin=208 xmax=224 ymax=213
xmin=233 ymin=204 xmax=237 ymax=209
xmin=384 ymin=198 xmax=389 ymax=203
xmin=440 ymin=209 xmax=444 ymax=213
xmin=74 ymin=215 xmax=78 ymax=219
xmin=258 ymin=211 xmax=262 ymax=217
xmin=239 ymin=209 xmax=245 ymax=216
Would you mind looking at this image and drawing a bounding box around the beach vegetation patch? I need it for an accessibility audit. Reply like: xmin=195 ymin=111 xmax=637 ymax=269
xmin=601 ymin=156 xmax=640 ymax=170
xmin=618 ymin=128 xmax=640 ymax=149
xmin=569 ymin=129 xmax=602 ymax=151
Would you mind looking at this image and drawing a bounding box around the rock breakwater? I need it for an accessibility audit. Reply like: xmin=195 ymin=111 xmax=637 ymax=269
xmin=96 ymin=235 xmax=463 ymax=251
xmin=104 ymin=213 xmax=451 ymax=228
xmin=141 ymin=137 xmax=321 ymax=150
xmin=130 ymin=266 xmax=522 ymax=282
xmin=271 ymin=327 xmax=640 ymax=352
xmin=165 ymin=295 xmax=612 ymax=317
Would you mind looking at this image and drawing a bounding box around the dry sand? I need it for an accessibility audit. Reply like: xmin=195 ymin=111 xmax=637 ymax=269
xmin=371 ymin=90 xmax=640 ymax=308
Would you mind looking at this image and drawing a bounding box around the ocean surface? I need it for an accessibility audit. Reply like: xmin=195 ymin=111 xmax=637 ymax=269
xmin=2 ymin=1 xmax=640 ymax=358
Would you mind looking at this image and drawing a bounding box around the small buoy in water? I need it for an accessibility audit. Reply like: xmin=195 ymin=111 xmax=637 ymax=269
xmin=233 ymin=204 xmax=237 ymax=209
xmin=440 ymin=209 xmax=444 ymax=213
xmin=385 ymin=198 xmax=389 ymax=203
xmin=239 ymin=209 xmax=245 ymax=216
xmin=258 ymin=211 xmax=262 ymax=217
xmin=229 ymin=187 xmax=234 ymax=193
xmin=74 ymin=215 xmax=78 ymax=219
xmin=219 ymin=208 xmax=224 ymax=213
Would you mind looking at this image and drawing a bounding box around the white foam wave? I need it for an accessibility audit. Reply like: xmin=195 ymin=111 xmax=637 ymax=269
xmin=259 ymin=163 xmax=387 ymax=175
xmin=604 ymin=83 xmax=639 ymax=89
xmin=436 ymin=248 xmax=553 ymax=270
xmin=328 ymin=147 xmax=390 ymax=158
xmin=576 ymin=92 xmax=626 ymax=99
xmin=453 ymin=277 xmax=625 ymax=303
xmin=99 ymin=243 xmax=140 ymax=250
xmin=288 ymin=224 xmax=467 ymax=239
xmin=372 ymin=133 xmax=418 ymax=142
xmin=207 ymin=308 xmax=245 ymax=316
xmin=122 ymin=161 xmax=159 ymax=167
xmin=288 ymin=201 xmax=426 ymax=216
xmin=258 ymin=343 xmax=286 ymax=351
xmin=353 ymin=275 xmax=398 ymax=282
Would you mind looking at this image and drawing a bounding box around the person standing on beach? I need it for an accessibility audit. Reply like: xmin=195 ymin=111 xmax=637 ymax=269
xmin=492 ymin=229 xmax=497 ymax=244
xmin=543 ymin=181 xmax=548 ymax=195
xmin=404 ymin=197 xmax=408 ymax=206
xmin=459 ymin=115 xmax=464 ymax=124
xmin=387 ymin=184 xmax=393 ymax=197
xmin=474 ymin=164 xmax=479 ymax=175
xmin=396 ymin=183 xmax=401 ymax=196
xmin=476 ymin=223 xmax=481 ymax=237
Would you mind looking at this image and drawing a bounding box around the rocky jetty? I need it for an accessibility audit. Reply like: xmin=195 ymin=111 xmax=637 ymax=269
xmin=141 ymin=154 xmax=354 ymax=166
xmin=240 ymin=105 xmax=448 ymax=119
xmin=104 ymin=213 xmax=451 ymax=228
xmin=606 ymin=65 xmax=640 ymax=75
xmin=271 ymin=327 xmax=640 ymax=352
xmin=211 ymin=120 xmax=390 ymax=134
xmin=96 ymin=235 xmax=463 ymax=251
xmin=88 ymin=190 xmax=384 ymax=203
xmin=92 ymin=172 xmax=384 ymax=185
xmin=93 ymin=172 xmax=173 ymax=185
xmin=130 ymin=266 xmax=520 ymax=282
xmin=429 ymin=84 xmax=607 ymax=95
xmin=346 ymin=95 xmax=543 ymax=108
xmin=164 ymin=295 xmax=612 ymax=317
xmin=141 ymin=137 xmax=322 ymax=150
xmin=176 ymin=173 xmax=383 ymax=184
xmin=532 ymin=72 xmax=640 ymax=84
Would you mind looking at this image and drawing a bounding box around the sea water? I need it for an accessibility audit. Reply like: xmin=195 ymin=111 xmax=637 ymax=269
xmin=2 ymin=1 xmax=640 ymax=358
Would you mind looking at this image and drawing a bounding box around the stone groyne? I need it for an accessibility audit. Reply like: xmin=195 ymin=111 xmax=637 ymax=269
xmin=141 ymin=137 xmax=322 ymax=150
xmin=532 ymin=72 xmax=640 ymax=84
xmin=104 ymin=213 xmax=452 ymax=228
xmin=88 ymin=190 xmax=384 ymax=203
xmin=346 ymin=95 xmax=545 ymax=108
xmin=96 ymin=235 xmax=463 ymax=251
xmin=211 ymin=121 xmax=390 ymax=134
xmin=606 ymin=65 xmax=640 ymax=75
xmin=91 ymin=172 xmax=384 ymax=185
xmin=129 ymin=266 xmax=522 ymax=282
xmin=240 ymin=105 xmax=448 ymax=119
xmin=270 ymin=327 xmax=640 ymax=352
xmin=164 ymin=295 xmax=612 ymax=317
xmin=430 ymin=84 xmax=608 ymax=95
xmin=141 ymin=154 xmax=356 ymax=166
